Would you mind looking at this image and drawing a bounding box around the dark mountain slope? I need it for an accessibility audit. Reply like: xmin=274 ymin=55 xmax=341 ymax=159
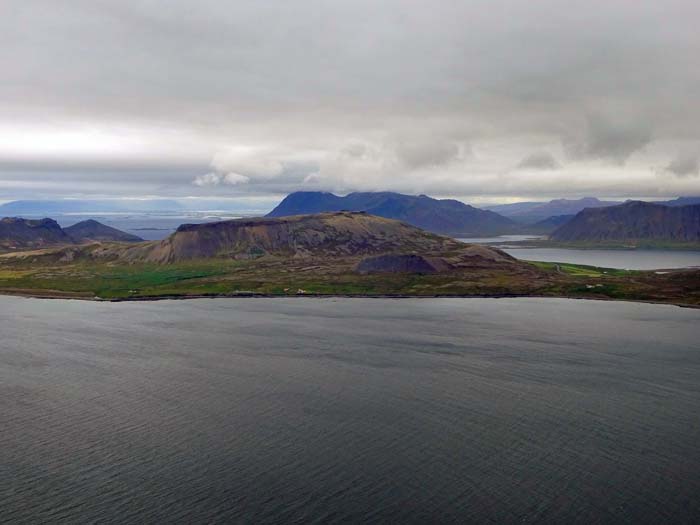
xmin=660 ymin=196 xmax=700 ymax=207
xmin=0 ymin=217 xmax=141 ymax=251
xmin=267 ymin=191 xmax=516 ymax=236
xmin=528 ymin=214 xmax=575 ymax=234
xmin=64 ymin=220 xmax=143 ymax=243
xmin=550 ymin=201 xmax=700 ymax=242
xmin=0 ymin=217 xmax=71 ymax=250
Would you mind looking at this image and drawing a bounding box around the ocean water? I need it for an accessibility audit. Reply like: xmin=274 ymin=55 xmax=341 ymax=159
xmin=53 ymin=213 xmax=245 ymax=240
xmin=457 ymin=237 xmax=700 ymax=270
xmin=1 ymin=297 xmax=699 ymax=524
xmin=501 ymin=247 xmax=700 ymax=270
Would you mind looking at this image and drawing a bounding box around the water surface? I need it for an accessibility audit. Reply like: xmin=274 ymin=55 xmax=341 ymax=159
xmin=457 ymin=237 xmax=700 ymax=269
xmin=1 ymin=297 xmax=699 ymax=523
xmin=502 ymin=247 xmax=700 ymax=270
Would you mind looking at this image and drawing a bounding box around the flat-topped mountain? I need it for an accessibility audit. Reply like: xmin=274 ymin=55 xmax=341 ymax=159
xmin=550 ymin=201 xmax=700 ymax=242
xmin=0 ymin=217 xmax=142 ymax=251
xmin=64 ymin=220 xmax=143 ymax=243
xmin=124 ymin=211 xmax=476 ymax=263
xmin=267 ymin=191 xmax=516 ymax=236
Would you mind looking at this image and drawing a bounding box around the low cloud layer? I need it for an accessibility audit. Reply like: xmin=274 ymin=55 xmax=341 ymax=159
xmin=517 ymin=152 xmax=561 ymax=171
xmin=1 ymin=1 xmax=699 ymax=204
xmin=666 ymin=152 xmax=699 ymax=178
xmin=193 ymin=172 xmax=250 ymax=187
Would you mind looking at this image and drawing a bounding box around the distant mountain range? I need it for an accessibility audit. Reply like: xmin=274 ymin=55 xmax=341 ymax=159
xmin=662 ymin=197 xmax=700 ymax=207
xmin=0 ymin=200 xmax=185 ymax=215
xmin=267 ymin=191 xmax=517 ymax=236
xmin=0 ymin=218 xmax=72 ymax=249
xmin=4 ymin=194 xmax=699 ymax=242
xmin=528 ymin=214 xmax=576 ymax=234
xmin=486 ymin=196 xmax=700 ymax=224
xmin=485 ymin=198 xmax=623 ymax=223
xmin=550 ymin=201 xmax=700 ymax=243
xmin=0 ymin=218 xmax=142 ymax=250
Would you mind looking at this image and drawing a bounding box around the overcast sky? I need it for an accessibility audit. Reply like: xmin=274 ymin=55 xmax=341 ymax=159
xmin=1 ymin=0 xmax=699 ymax=205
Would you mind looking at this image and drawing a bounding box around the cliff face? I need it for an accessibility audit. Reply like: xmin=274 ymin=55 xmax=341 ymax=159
xmin=550 ymin=201 xmax=700 ymax=242
xmin=124 ymin=212 xmax=467 ymax=263
xmin=267 ymin=191 xmax=516 ymax=236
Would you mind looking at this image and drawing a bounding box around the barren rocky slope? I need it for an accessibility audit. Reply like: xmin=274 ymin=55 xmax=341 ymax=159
xmin=120 ymin=211 xmax=517 ymax=264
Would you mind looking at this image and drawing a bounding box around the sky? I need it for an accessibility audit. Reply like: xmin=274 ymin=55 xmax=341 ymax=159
xmin=1 ymin=0 xmax=699 ymax=206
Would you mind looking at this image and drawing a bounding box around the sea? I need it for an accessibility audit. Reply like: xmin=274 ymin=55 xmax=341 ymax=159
xmin=2 ymin=296 xmax=699 ymax=523
xmin=457 ymin=236 xmax=700 ymax=270
xmin=54 ymin=212 xmax=244 ymax=241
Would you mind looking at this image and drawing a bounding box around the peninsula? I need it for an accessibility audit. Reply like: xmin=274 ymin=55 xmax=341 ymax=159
xmin=0 ymin=212 xmax=697 ymax=306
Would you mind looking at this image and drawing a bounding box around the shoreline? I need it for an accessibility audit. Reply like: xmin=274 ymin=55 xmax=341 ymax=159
xmin=1 ymin=288 xmax=698 ymax=309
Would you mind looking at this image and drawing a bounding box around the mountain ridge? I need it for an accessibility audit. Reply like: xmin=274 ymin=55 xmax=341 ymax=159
xmin=0 ymin=217 xmax=142 ymax=250
xmin=486 ymin=197 xmax=622 ymax=222
xmin=267 ymin=191 xmax=516 ymax=236
xmin=550 ymin=201 xmax=700 ymax=242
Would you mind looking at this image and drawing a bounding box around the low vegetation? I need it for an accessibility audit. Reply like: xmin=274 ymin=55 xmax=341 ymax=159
xmin=0 ymin=251 xmax=698 ymax=307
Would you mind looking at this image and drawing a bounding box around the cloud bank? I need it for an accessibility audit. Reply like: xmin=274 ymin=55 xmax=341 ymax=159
xmin=0 ymin=0 xmax=699 ymax=204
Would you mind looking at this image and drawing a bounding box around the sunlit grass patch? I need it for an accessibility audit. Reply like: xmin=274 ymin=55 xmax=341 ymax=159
xmin=527 ymin=260 xmax=632 ymax=277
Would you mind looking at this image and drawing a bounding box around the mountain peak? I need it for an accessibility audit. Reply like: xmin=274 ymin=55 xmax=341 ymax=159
xmin=64 ymin=220 xmax=143 ymax=243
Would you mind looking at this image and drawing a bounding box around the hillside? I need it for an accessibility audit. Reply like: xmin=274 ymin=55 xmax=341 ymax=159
xmin=0 ymin=218 xmax=71 ymax=250
xmin=267 ymin=192 xmax=516 ymax=236
xmin=528 ymin=214 xmax=575 ymax=234
xmin=0 ymin=217 xmax=141 ymax=251
xmin=64 ymin=220 xmax=143 ymax=243
xmin=122 ymin=211 xmax=481 ymax=264
xmin=550 ymin=201 xmax=700 ymax=242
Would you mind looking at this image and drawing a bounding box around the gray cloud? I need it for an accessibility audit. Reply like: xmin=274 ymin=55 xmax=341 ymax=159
xmin=394 ymin=139 xmax=461 ymax=169
xmin=0 ymin=1 xmax=699 ymax=203
xmin=564 ymin=114 xmax=654 ymax=165
xmin=516 ymin=152 xmax=560 ymax=170
xmin=666 ymin=153 xmax=699 ymax=177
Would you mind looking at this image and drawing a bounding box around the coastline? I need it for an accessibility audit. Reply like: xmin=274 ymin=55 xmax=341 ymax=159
xmin=2 ymin=288 xmax=698 ymax=309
